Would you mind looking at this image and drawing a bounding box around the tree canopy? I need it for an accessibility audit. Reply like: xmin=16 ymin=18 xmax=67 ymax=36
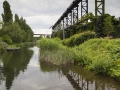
xmin=0 ymin=1 xmax=33 ymax=44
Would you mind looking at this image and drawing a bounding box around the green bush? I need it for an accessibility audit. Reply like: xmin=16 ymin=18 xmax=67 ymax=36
xmin=62 ymin=31 xmax=96 ymax=47
xmin=73 ymin=38 xmax=120 ymax=77
xmin=37 ymin=38 xmax=60 ymax=51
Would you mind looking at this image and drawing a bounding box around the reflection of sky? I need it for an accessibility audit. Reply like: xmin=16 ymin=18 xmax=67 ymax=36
xmin=11 ymin=67 xmax=73 ymax=90
xmin=8 ymin=46 xmax=74 ymax=90
xmin=28 ymin=46 xmax=40 ymax=67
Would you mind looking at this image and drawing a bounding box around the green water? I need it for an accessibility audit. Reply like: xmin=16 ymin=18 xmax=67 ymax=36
xmin=0 ymin=46 xmax=120 ymax=90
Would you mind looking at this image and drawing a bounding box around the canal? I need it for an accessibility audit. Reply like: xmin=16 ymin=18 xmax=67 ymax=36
xmin=0 ymin=46 xmax=120 ymax=90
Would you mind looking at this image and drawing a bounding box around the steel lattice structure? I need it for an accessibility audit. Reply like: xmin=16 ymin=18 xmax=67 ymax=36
xmin=95 ymin=0 xmax=105 ymax=37
xmin=52 ymin=0 xmax=105 ymax=38
xmin=52 ymin=0 xmax=87 ymax=31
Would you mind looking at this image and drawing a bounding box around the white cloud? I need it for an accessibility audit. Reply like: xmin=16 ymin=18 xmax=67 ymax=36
xmin=33 ymin=29 xmax=52 ymax=34
xmin=0 ymin=0 xmax=120 ymax=34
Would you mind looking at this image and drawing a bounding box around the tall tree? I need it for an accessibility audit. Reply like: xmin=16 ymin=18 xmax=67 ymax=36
xmin=2 ymin=0 xmax=13 ymax=23
xmin=103 ymin=16 xmax=114 ymax=36
xmin=15 ymin=14 xmax=20 ymax=23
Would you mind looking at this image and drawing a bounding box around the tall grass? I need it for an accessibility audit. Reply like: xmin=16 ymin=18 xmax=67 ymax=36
xmin=37 ymin=38 xmax=74 ymax=65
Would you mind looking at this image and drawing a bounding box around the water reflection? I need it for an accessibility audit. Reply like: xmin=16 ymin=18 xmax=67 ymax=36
xmin=67 ymin=65 xmax=120 ymax=90
xmin=40 ymin=61 xmax=120 ymax=90
xmin=0 ymin=61 xmax=5 ymax=86
xmin=0 ymin=46 xmax=120 ymax=90
xmin=0 ymin=47 xmax=33 ymax=90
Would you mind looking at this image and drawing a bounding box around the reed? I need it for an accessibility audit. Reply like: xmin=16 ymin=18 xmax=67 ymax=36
xmin=38 ymin=38 xmax=74 ymax=65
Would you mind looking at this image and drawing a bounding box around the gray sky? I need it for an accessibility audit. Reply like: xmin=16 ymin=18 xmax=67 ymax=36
xmin=0 ymin=0 xmax=120 ymax=34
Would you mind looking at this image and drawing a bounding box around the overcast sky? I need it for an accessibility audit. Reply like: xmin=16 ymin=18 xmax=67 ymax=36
xmin=0 ymin=0 xmax=120 ymax=34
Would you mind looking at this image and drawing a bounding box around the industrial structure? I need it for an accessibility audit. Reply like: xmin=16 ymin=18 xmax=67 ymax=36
xmin=52 ymin=0 xmax=105 ymax=38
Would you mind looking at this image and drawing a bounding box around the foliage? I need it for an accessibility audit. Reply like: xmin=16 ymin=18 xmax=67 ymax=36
xmin=37 ymin=38 xmax=60 ymax=51
xmin=51 ymin=29 xmax=63 ymax=39
xmin=37 ymin=38 xmax=74 ymax=65
xmin=62 ymin=31 xmax=96 ymax=47
xmin=0 ymin=1 xmax=33 ymax=45
xmin=0 ymin=39 xmax=8 ymax=52
xmin=2 ymin=0 xmax=13 ymax=23
xmin=104 ymin=16 xmax=114 ymax=36
xmin=72 ymin=38 xmax=120 ymax=80
xmin=1 ymin=35 xmax=12 ymax=44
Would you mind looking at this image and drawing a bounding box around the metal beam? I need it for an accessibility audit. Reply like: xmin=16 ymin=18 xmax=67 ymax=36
xmin=52 ymin=0 xmax=82 ymax=30
xmin=73 ymin=6 xmax=79 ymax=24
xmin=81 ymin=0 xmax=88 ymax=17
xmin=95 ymin=0 xmax=105 ymax=37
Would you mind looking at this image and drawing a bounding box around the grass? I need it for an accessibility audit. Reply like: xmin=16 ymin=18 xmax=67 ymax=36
xmin=37 ymin=38 xmax=74 ymax=65
xmin=72 ymin=38 xmax=120 ymax=81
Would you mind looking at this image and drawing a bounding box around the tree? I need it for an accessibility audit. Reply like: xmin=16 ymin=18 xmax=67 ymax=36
xmin=103 ymin=16 xmax=114 ymax=36
xmin=15 ymin=14 xmax=20 ymax=23
xmin=8 ymin=22 xmax=27 ymax=43
xmin=2 ymin=0 xmax=13 ymax=23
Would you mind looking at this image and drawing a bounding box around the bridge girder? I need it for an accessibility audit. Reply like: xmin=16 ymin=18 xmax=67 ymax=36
xmin=95 ymin=0 xmax=105 ymax=37
xmin=81 ymin=0 xmax=88 ymax=17
xmin=81 ymin=0 xmax=88 ymax=23
xmin=52 ymin=0 xmax=82 ymax=31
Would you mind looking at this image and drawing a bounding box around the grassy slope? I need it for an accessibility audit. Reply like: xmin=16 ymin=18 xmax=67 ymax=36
xmin=73 ymin=38 xmax=120 ymax=80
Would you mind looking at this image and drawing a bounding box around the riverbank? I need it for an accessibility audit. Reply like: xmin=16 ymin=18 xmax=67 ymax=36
xmin=73 ymin=38 xmax=120 ymax=81
xmin=38 ymin=38 xmax=120 ymax=81
xmin=0 ymin=41 xmax=35 ymax=53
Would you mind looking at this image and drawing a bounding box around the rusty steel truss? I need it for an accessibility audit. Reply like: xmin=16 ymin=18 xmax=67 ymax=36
xmin=95 ymin=0 xmax=105 ymax=37
xmin=52 ymin=0 xmax=88 ymax=31
xmin=52 ymin=0 xmax=105 ymax=38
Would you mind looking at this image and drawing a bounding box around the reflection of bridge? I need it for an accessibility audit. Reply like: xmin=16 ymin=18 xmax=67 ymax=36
xmin=34 ymin=34 xmax=51 ymax=38
xmin=65 ymin=70 xmax=116 ymax=90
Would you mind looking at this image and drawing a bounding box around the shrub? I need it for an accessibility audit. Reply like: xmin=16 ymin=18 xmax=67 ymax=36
xmin=37 ymin=38 xmax=60 ymax=51
xmin=73 ymin=38 xmax=120 ymax=76
xmin=62 ymin=31 xmax=96 ymax=47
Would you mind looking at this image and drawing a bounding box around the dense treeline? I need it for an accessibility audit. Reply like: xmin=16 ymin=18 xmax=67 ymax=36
xmin=0 ymin=1 xmax=33 ymax=46
xmin=52 ymin=13 xmax=120 ymax=39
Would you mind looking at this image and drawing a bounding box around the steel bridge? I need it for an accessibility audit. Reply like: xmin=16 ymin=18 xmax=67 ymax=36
xmin=52 ymin=0 xmax=105 ymax=38
xmin=34 ymin=34 xmax=51 ymax=38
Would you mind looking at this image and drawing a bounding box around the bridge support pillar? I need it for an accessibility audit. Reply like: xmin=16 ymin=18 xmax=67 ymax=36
xmin=67 ymin=12 xmax=73 ymax=27
xmin=73 ymin=5 xmax=79 ymax=24
xmin=62 ymin=20 xmax=65 ymax=39
xmin=81 ymin=0 xmax=88 ymax=17
xmin=95 ymin=0 xmax=105 ymax=37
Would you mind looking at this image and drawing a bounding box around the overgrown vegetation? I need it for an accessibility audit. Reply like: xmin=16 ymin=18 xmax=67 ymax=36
xmin=0 ymin=1 xmax=34 ymax=52
xmin=62 ymin=31 xmax=96 ymax=47
xmin=37 ymin=38 xmax=74 ymax=65
xmin=73 ymin=39 xmax=120 ymax=81
xmin=37 ymin=37 xmax=120 ymax=81
xmin=52 ymin=13 xmax=120 ymax=39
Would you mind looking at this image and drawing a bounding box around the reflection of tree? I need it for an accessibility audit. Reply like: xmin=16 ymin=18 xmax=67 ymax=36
xmin=0 ymin=62 xmax=5 ymax=85
xmin=39 ymin=60 xmax=58 ymax=72
xmin=2 ymin=47 xmax=33 ymax=90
